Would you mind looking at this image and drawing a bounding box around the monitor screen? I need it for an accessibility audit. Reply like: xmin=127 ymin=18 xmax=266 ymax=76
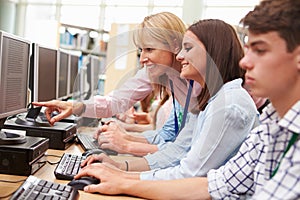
xmin=77 ymin=56 xmax=91 ymax=100
xmin=31 ymin=43 xmax=57 ymax=102
xmin=90 ymin=55 xmax=101 ymax=96
xmin=69 ymin=53 xmax=79 ymax=97
xmin=57 ymin=49 xmax=69 ymax=100
xmin=89 ymin=55 xmax=106 ymax=96
xmin=0 ymin=31 xmax=31 ymax=122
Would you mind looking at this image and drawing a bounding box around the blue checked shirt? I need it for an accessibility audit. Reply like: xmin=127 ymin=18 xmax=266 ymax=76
xmin=141 ymin=79 xmax=258 ymax=179
xmin=208 ymin=101 xmax=300 ymax=200
xmin=142 ymin=99 xmax=184 ymax=144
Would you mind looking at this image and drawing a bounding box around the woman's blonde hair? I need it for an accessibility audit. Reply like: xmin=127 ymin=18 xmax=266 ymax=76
xmin=133 ymin=12 xmax=186 ymax=54
xmin=133 ymin=12 xmax=186 ymax=128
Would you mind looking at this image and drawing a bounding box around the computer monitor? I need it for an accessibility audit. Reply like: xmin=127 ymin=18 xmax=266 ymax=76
xmin=0 ymin=31 xmax=31 ymax=127
xmin=79 ymin=63 xmax=91 ymax=100
xmin=90 ymin=55 xmax=102 ymax=96
xmin=75 ymin=55 xmax=91 ymax=101
xmin=30 ymin=43 xmax=58 ymax=102
xmin=69 ymin=53 xmax=79 ymax=98
xmin=57 ymin=49 xmax=69 ymax=100
xmin=77 ymin=55 xmax=104 ymax=99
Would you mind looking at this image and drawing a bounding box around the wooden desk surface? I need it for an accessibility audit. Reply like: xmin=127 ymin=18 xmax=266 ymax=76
xmin=0 ymin=134 xmax=144 ymax=200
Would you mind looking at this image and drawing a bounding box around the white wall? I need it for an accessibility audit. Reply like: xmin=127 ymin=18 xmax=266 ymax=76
xmin=0 ymin=0 xmax=17 ymax=33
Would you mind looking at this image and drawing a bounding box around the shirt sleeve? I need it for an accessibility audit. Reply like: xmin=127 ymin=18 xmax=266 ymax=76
xmin=141 ymin=109 xmax=176 ymax=144
xmin=141 ymin=103 xmax=256 ymax=181
xmin=82 ymin=67 xmax=152 ymax=118
xmin=142 ymin=100 xmax=183 ymax=144
xmin=141 ymin=113 xmax=197 ymax=172
xmin=207 ymin=127 xmax=263 ymax=199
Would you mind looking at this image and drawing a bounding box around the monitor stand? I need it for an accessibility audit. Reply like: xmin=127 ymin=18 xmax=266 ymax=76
xmin=0 ymin=117 xmax=27 ymax=145
xmin=15 ymin=113 xmax=52 ymax=127
xmin=4 ymin=112 xmax=77 ymax=150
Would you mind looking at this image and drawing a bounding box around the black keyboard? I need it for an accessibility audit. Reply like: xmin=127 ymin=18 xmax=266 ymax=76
xmin=54 ymin=153 xmax=86 ymax=180
xmin=76 ymin=134 xmax=118 ymax=155
xmin=10 ymin=175 xmax=79 ymax=200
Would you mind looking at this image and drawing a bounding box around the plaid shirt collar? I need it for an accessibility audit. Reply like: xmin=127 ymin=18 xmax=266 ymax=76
xmin=260 ymin=100 xmax=300 ymax=136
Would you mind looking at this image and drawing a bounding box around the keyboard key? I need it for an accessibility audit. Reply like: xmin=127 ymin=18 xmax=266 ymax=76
xmin=10 ymin=176 xmax=79 ymax=200
xmin=77 ymin=134 xmax=118 ymax=155
xmin=54 ymin=153 xmax=86 ymax=180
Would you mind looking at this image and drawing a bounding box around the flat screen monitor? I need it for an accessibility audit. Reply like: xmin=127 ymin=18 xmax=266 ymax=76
xmin=57 ymin=49 xmax=69 ymax=100
xmin=0 ymin=31 xmax=31 ymax=125
xmin=69 ymin=53 xmax=79 ymax=98
xmin=77 ymin=55 xmax=91 ymax=100
xmin=78 ymin=55 xmax=105 ymax=98
xmin=30 ymin=43 xmax=57 ymax=102
xmin=90 ymin=55 xmax=101 ymax=96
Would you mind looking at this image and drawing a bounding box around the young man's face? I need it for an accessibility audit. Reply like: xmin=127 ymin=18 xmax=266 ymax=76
xmin=239 ymin=31 xmax=299 ymax=102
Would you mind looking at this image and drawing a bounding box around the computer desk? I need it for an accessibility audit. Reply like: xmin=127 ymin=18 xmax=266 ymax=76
xmin=0 ymin=134 xmax=145 ymax=200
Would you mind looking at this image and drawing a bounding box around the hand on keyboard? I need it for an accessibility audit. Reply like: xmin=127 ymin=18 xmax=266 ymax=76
xmin=76 ymin=134 xmax=118 ymax=155
xmin=80 ymin=153 xmax=117 ymax=168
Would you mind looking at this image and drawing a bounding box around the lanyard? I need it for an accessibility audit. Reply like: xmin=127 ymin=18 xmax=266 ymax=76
xmin=270 ymin=132 xmax=299 ymax=178
xmin=178 ymin=80 xmax=194 ymax=133
xmin=169 ymin=79 xmax=194 ymax=137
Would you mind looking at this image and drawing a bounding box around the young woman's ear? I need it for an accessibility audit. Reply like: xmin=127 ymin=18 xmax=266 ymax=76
xmin=172 ymin=38 xmax=181 ymax=54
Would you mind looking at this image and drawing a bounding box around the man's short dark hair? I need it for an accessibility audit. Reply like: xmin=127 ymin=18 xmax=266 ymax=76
xmin=240 ymin=0 xmax=300 ymax=52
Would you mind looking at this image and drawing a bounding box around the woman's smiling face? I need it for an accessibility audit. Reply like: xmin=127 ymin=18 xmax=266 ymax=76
xmin=139 ymin=38 xmax=174 ymax=85
xmin=176 ymin=30 xmax=207 ymax=86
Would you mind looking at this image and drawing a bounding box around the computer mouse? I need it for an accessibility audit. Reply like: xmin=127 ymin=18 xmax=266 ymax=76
xmin=82 ymin=149 xmax=106 ymax=157
xmin=68 ymin=176 xmax=100 ymax=191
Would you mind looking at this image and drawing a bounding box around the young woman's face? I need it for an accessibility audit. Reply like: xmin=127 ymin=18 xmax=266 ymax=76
xmin=139 ymin=39 xmax=174 ymax=84
xmin=176 ymin=30 xmax=207 ymax=86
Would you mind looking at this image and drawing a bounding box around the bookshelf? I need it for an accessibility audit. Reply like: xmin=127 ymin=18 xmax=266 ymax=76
xmin=58 ymin=23 xmax=109 ymax=98
xmin=59 ymin=23 xmax=109 ymax=57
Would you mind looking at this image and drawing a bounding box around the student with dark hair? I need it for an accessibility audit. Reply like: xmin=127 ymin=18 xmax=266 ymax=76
xmin=75 ymin=0 xmax=300 ymax=199
xmin=77 ymin=18 xmax=258 ymax=185
xmin=34 ymin=12 xmax=200 ymax=167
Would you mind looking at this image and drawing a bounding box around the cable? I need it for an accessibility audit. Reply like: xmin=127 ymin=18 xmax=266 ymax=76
xmin=0 ymin=155 xmax=62 ymax=199
xmin=47 ymin=160 xmax=60 ymax=165
xmin=45 ymin=154 xmax=62 ymax=158
xmin=44 ymin=154 xmax=62 ymax=165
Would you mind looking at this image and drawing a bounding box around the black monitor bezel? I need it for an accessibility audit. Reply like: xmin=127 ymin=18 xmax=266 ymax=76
xmin=31 ymin=43 xmax=58 ymax=102
xmin=0 ymin=31 xmax=31 ymax=120
xmin=57 ymin=49 xmax=70 ymax=100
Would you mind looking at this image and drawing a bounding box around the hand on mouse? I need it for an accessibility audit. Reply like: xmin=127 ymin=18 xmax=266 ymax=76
xmin=75 ymin=163 xmax=138 ymax=195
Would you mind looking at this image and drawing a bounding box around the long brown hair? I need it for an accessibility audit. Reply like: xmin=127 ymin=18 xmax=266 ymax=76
xmin=188 ymin=19 xmax=245 ymax=111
